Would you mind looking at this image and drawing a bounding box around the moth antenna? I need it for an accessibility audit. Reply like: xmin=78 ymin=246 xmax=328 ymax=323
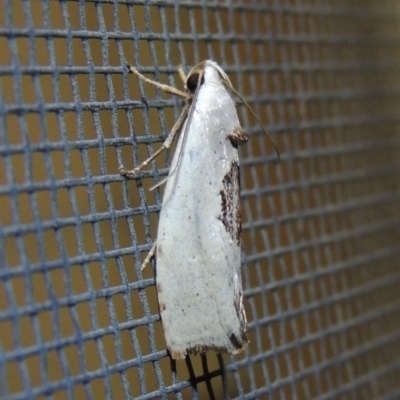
xmin=223 ymin=81 xmax=280 ymax=162
xmin=213 ymin=63 xmax=234 ymax=89
xmin=150 ymin=70 xmax=204 ymax=191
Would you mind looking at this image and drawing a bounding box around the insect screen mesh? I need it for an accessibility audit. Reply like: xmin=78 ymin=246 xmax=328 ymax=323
xmin=1 ymin=1 xmax=400 ymax=399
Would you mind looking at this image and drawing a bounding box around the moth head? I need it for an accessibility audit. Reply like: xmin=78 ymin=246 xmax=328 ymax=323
xmin=185 ymin=60 xmax=234 ymax=93
xmin=186 ymin=70 xmax=205 ymax=93
xmin=186 ymin=62 xmax=206 ymax=93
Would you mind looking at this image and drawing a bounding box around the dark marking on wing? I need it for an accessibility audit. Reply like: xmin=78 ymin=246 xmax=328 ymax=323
xmin=234 ymin=285 xmax=247 ymax=331
xmin=158 ymin=283 xmax=166 ymax=311
xmin=217 ymin=161 xmax=242 ymax=246
xmin=232 ymin=275 xmax=249 ymax=349
xmin=229 ymin=332 xmax=248 ymax=350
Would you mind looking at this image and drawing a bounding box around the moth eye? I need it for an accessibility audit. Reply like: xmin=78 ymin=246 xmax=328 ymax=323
xmin=186 ymin=72 xmax=204 ymax=92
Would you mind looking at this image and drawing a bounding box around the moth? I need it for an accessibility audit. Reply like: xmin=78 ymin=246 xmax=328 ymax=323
xmin=121 ymin=60 xmax=278 ymax=359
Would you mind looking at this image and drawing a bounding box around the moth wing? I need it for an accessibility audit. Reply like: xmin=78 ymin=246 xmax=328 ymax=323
xmin=156 ymin=65 xmax=248 ymax=359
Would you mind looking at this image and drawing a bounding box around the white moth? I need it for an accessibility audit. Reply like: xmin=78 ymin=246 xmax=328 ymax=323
xmin=122 ymin=60 xmax=251 ymax=359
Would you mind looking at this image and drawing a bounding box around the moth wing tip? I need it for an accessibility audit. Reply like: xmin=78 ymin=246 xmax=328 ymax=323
xmin=168 ymin=348 xmax=187 ymax=360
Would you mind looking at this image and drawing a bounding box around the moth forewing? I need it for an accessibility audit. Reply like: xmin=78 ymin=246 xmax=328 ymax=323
xmin=122 ymin=60 xmax=250 ymax=359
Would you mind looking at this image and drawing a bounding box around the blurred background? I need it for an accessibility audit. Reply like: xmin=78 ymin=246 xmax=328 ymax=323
xmin=1 ymin=1 xmax=400 ymax=399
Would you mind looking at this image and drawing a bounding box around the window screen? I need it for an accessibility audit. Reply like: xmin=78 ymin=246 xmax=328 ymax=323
xmin=1 ymin=1 xmax=400 ymax=399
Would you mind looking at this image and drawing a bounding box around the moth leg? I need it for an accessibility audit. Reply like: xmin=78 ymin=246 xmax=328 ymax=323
xmin=141 ymin=240 xmax=157 ymax=271
xmin=228 ymin=127 xmax=250 ymax=146
xmin=178 ymin=66 xmax=187 ymax=84
xmin=127 ymin=64 xmax=189 ymax=99
xmin=120 ymin=104 xmax=189 ymax=176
